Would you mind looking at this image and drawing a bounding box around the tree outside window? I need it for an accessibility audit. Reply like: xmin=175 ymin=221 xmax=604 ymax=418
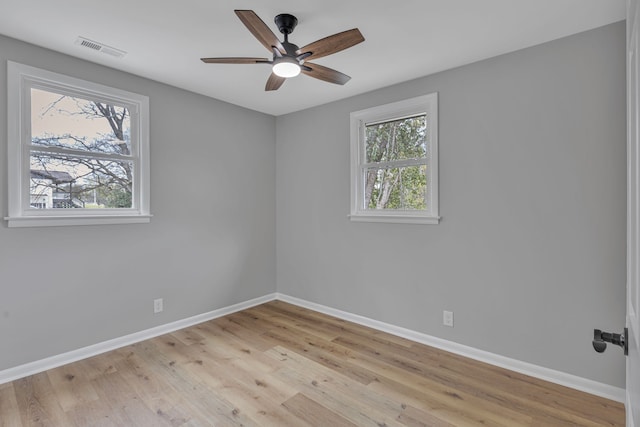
xmin=364 ymin=115 xmax=427 ymax=210
xmin=30 ymin=88 xmax=134 ymax=210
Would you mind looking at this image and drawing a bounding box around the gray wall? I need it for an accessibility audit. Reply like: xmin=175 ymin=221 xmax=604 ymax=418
xmin=276 ymin=22 xmax=627 ymax=387
xmin=0 ymin=36 xmax=277 ymax=370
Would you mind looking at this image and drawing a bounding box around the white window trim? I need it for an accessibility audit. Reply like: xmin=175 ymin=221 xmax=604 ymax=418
xmin=6 ymin=61 xmax=151 ymax=227
xmin=349 ymin=93 xmax=440 ymax=224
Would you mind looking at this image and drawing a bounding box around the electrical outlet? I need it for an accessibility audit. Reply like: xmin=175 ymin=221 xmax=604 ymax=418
xmin=154 ymin=298 xmax=163 ymax=314
xmin=443 ymin=310 xmax=454 ymax=327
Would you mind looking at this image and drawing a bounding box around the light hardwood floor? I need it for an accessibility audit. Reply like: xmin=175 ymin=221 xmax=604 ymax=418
xmin=0 ymin=301 xmax=625 ymax=426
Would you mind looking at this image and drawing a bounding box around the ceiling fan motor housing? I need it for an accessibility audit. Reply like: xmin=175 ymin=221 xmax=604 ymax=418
xmin=275 ymin=14 xmax=298 ymax=35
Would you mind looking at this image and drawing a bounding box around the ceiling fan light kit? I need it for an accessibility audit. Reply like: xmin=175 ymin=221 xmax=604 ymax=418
xmin=200 ymin=10 xmax=364 ymax=91
xmin=272 ymin=57 xmax=301 ymax=78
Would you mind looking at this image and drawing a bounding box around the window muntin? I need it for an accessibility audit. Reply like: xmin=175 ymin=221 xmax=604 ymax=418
xmin=7 ymin=61 xmax=150 ymax=227
xmin=350 ymin=93 xmax=439 ymax=224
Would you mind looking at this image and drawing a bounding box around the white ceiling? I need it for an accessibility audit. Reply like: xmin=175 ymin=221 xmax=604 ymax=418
xmin=0 ymin=1 xmax=626 ymax=116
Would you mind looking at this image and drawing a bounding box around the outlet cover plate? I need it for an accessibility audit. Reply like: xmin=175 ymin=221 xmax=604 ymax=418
xmin=154 ymin=298 xmax=163 ymax=313
xmin=443 ymin=310 xmax=454 ymax=327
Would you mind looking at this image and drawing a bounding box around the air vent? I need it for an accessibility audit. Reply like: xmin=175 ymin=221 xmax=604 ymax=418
xmin=74 ymin=37 xmax=126 ymax=59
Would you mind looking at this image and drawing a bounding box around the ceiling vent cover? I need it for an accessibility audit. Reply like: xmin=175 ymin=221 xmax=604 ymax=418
xmin=75 ymin=37 xmax=126 ymax=58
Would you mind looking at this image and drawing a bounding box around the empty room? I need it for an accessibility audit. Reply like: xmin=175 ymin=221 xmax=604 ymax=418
xmin=0 ymin=0 xmax=638 ymax=426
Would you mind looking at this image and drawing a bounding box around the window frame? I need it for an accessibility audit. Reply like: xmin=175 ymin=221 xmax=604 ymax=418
xmin=349 ymin=93 xmax=440 ymax=224
xmin=6 ymin=61 xmax=151 ymax=227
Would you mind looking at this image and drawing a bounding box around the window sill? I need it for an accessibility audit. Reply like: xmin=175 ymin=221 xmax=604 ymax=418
xmin=5 ymin=214 xmax=153 ymax=228
xmin=349 ymin=213 xmax=440 ymax=225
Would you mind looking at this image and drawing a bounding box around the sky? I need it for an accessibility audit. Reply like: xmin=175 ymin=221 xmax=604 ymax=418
xmin=30 ymin=88 xmax=125 ymax=141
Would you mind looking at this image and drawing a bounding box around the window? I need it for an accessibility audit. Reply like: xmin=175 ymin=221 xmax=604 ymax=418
xmin=6 ymin=61 xmax=150 ymax=227
xmin=350 ymin=93 xmax=439 ymax=224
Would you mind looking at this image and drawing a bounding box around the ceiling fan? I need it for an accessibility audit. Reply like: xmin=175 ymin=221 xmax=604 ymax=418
xmin=201 ymin=10 xmax=365 ymax=91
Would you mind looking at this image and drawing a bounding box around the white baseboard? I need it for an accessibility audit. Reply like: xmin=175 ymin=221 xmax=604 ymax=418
xmin=276 ymin=293 xmax=626 ymax=403
xmin=0 ymin=293 xmax=277 ymax=385
xmin=0 ymin=291 xmax=626 ymax=405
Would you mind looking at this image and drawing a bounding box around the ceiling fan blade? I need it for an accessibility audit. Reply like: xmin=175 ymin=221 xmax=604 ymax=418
xmin=265 ymin=73 xmax=286 ymax=91
xmin=235 ymin=10 xmax=286 ymax=55
xmin=201 ymin=57 xmax=270 ymax=64
xmin=302 ymin=62 xmax=351 ymax=85
xmin=296 ymin=28 xmax=364 ymax=60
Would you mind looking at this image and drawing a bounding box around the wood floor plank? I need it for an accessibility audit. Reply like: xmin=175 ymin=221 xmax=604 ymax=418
xmin=275 ymin=343 xmax=531 ymax=427
xmin=191 ymin=320 xmax=284 ymax=374
xmin=260 ymin=328 xmax=380 ymax=385
xmin=0 ymin=301 xmax=625 ymax=426
xmin=128 ymin=340 xmax=260 ymax=426
xmin=246 ymin=305 xmax=345 ymax=342
xmin=170 ymin=327 xmax=206 ymax=347
xmin=366 ymin=367 xmax=539 ymax=427
xmin=112 ymin=350 xmax=195 ymax=426
xmin=0 ymin=382 xmax=24 ymax=427
xmin=74 ymin=351 xmax=120 ymax=380
xmin=260 ymin=301 xmax=416 ymax=348
xmin=208 ymin=314 xmax=277 ymax=352
xmin=219 ymin=310 xmax=291 ymax=351
xmin=89 ymin=368 xmax=171 ymax=426
xmin=403 ymin=341 xmax=623 ymax=424
xmin=194 ymin=318 xmax=270 ymax=355
xmin=64 ymin=396 xmax=137 ymax=426
xmin=273 ymin=359 xmax=404 ymax=426
xmin=165 ymin=334 xmax=308 ymax=426
xmin=331 ymin=314 xmax=624 ymax=426
xmin=267 ymin=344 xmax=532 ymax=427
xmin=282 ymin=392 xmax=359 ymax=427
xmin=269 ymin=346 xmax=414 ymax=426
xmin=264 ymin=311 xmax=538 ymax=425
xmin=13 ymin=373 xmax=72 ymax=426
xmin=176 ymin=332 xmax=299 ymax=407
xmin=396 ymin=404 xmax=458 ymax=427
xmin=46 ymin=364 xmax=99 ymax=412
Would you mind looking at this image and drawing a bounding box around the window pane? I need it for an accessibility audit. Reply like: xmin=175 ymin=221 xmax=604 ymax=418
xmin=364 ymin=165 xmax=427 ymax=210
xmin=365 ymin=115 xmax=427 ymax=163
xmin=30 ymin=153 xmax=133 ymax=209
xmin=31 ymin=88 xmax=131 ymax=156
